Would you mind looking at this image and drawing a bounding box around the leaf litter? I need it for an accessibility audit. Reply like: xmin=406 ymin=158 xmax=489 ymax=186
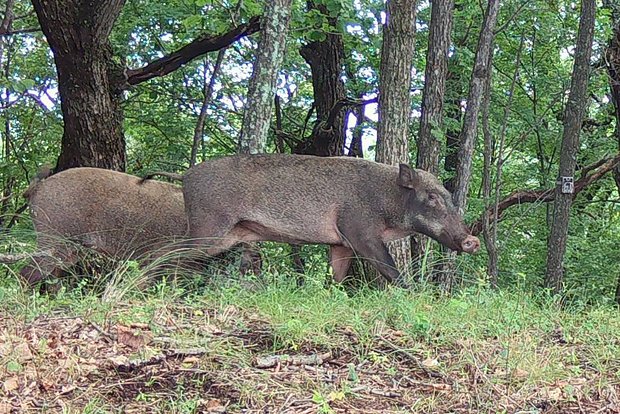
xmin=0 ymin=303 xmax=618 ymax=413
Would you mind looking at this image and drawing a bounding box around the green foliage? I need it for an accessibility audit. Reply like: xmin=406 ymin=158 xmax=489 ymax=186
xmin=1 ymin=0 xmax=620 ymax=304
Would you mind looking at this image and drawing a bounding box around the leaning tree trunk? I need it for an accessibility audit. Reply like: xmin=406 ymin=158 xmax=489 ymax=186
xmin=413 ymin=0 xmax=453 ymax=274
xmin=238 ymin=0 xmax=292 ymax=154
xmin=31 ymin=0 xmax=126 ymax=172
xmin=436 ymin=0 xmax=501 ymax=291
xmin=376 ymin=0 xmax=418 ymax=282
xmin=545 ymin=0 xmax=596 ymax=294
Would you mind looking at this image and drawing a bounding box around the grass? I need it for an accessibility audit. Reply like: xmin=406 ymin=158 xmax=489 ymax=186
xmin=0 ymin=264 xmax=619 ymax=413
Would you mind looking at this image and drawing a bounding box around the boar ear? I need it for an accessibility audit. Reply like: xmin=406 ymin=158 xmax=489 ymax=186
xmin=397 ymin=164 xmax=417 ymax=189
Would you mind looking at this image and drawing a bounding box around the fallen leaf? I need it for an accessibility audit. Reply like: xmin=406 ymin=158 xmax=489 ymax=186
xmin=205 ymin=398 xmax=226 ymax=413
xmin=514 ymin=368 xmax=529 ymax=379
xmin=422 ymin=358 xmax=439 ymax=368
xmin=117 ymin=325 xmax=152 ymax=350
xmin=545 ymin=387 xmax=563 ymax=401
xmin=3 ymin=377 xmax=18 ymax=393
xmin=13 ymin=342 xmax=33 ymax=362
xmin=107 ymin=355 xmax=130 ymax=368
xmin=182 ymin=356 xmax=201 ymax=364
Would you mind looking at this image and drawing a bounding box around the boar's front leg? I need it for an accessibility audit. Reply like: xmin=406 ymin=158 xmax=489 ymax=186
xmin=329 ymin=245 xmax=354 ymax=283
xmin=338 ymin=223 xmax=409 ymax=288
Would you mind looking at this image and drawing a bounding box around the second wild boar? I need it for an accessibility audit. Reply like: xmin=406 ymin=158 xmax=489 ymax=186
xmin=19 ymin=167 xmax=189 ymax=285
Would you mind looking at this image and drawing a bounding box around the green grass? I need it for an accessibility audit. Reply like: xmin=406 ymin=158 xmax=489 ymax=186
xmin=1 ymin=267 xmax=619 ymax=413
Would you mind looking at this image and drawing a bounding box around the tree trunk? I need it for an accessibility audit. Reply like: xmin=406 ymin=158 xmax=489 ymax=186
xmin=480 ymin=51 xmax=496 ymax=287
xmin=413 ymin=0 xmax=453 ymax=273
xmin=31 ymin=0 xmax=126 ymax=172
xmin=299 ymin=3 xmax=347 ymax=157
xmin=545 ymin=0 xmax=596 ymax=294
xmin=191 ymin=53 xmax=225 ymax=166
xmin=375 ymin=0 xmax=418 ymax=282
xmin=417 ymin=0 xmax=453 ymax=175
xmin=436 ymin=0 xmax=501 ymax=291
xmin=451 ymin=0 xmax=501 ymax=211
xmin=238 ymin=0 xmax=292 ymax=154
xmin=604 ymin=0 xmax=620 ymax=304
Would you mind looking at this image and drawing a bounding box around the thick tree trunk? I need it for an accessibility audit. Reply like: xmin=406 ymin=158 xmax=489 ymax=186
xmin=545 ymin=0 xmax=596 ymax=294
xmin=31 ymin=0 xmax=126 ymax=172
xmin=417 ymin=0 xmax=453 ymax=175
xmin=299 ymin=3 xmax=347 ymax=157
xmin=413 ymin=0 xmax=453 ymax=272
xmin=238 ymin=0 xmax=292 ymax=154
xmin=376 ymin=0 xmax=418 ymax=281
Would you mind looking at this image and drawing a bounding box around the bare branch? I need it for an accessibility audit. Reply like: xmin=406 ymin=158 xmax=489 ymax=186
xmin=471 ymin=153 xmax=620 ymax=235
xmin=0 ymin=250 xmax=52 ymax=264
xmin=0 ymin=27 xmax=39 ymax=36
xmin=125 ymin=16 xmax=261 ymax=88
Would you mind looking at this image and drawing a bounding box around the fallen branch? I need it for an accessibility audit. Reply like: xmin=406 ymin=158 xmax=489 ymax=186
xmin=471 ymin=152 xmax=620 ymax=236
xmin=349 ymin=386 xmax=403 ymax=398
xmin=125 ymin=16 xmax=261 ymax=87
xmin=0 ymin=250 xmax=52 ymax=264
xmin=110 ymin=347 xmax=209 ymax=372
xmin=253 ymin=351 xmax=332 ymax=369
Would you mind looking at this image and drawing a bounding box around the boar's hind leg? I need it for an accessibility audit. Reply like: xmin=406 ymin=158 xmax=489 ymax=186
xmin=187 ymin=217 xmax=255 ymax=257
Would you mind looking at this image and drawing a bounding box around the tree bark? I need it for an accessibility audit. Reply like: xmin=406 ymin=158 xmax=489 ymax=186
xmin=603 ymin=0 xmax=620 ymax=304
xmin=299 ymin=2 xmax=347 ymax=157
xmin=375 ymin=0 xmax=418 ymax=282
xmin=452 ymin=0 xmax=501 ymax=211
xmin=238 ymin=0 xmax=292 ymax=154
xmin=480 ymin=50 xmax=496 ymax=287
xmin=417 ymin=0 xmax=453 ymax=175
xmin=413 ymin=0 xmax=453 ymax=272
xmin=436 ymin=0 xmax=501 ymax=291
xmin=31 ymin=0 xmax=126 ymax=172
xmin=545 ymin=0 xmax=596 ymax=294
xmin=190 ymin=53 xmax=225 ymax=166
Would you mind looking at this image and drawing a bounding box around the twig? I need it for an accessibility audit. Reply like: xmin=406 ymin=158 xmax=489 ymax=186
xmin=378 ymin=338 xmax=453 ymax=383
xmin=0 ymin=250 xmax=53 ymax=264
xmin=253 ymin=351 xmax=332 ymax=369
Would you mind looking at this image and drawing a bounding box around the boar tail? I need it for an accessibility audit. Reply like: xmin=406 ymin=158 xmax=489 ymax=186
xmin=140 ymin=171 xmax=184 ymax=184
xmin=23 ymin=164 xmax=54 ymax=200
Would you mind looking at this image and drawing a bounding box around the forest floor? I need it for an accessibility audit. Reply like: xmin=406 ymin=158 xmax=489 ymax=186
xmin=0 ymin=273 xmax=619 ymax=414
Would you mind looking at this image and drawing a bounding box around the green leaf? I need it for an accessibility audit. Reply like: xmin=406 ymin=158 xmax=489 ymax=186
xmin=6 ymin=361 xmax=22 ymax=373
xmin=307 ymin=30 xmax=326 ymax=42
xmin=182 ymin=14 xmax=203 ymax=30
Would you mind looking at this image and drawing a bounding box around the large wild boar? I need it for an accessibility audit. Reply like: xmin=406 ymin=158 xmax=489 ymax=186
xmin=148 ymin=154 xmax=480 ymax=287
xmin=19 ymin=167 xmax=189 ymax=285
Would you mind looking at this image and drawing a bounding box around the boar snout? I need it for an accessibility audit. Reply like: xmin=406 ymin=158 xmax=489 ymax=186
xmin=461 ymin=235 xmax=480 ymax=254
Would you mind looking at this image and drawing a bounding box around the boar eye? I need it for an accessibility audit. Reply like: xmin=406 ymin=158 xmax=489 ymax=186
xmin=428 ymin=193 xmax=439 ymax=202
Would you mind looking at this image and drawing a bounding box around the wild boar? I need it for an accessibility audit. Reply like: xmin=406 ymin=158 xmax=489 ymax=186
xmin=147 ymin=154 xmax=480 ymax=287
xmin=19 ymin=167 xmax=189 ymax=285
